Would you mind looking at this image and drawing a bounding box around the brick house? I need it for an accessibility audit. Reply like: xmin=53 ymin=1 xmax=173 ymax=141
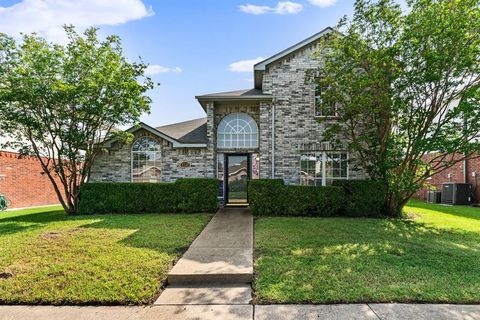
xmin=414 ymin=153 xmax=480 ymax=204
xmin=0 ymin=151 xmax=62 ymax=209
xmin=90 ymin=28 xmax=367 ymax=204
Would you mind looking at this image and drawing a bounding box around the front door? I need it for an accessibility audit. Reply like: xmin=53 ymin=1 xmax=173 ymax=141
xmin=226 ymin=154 xmax=250 ymax=205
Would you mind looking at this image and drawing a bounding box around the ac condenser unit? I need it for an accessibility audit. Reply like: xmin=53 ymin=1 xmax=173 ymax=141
xmin=441 ymin=183 xmax=472 ymax=205
xmin=427 ymin=191 xmax=442 ymax=203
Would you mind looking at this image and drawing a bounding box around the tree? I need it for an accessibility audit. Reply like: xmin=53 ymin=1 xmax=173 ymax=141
xmin=314 ymin=0 xmax=480 ymax=216
xmin=0 ymin=26 xmax=154 ymax=214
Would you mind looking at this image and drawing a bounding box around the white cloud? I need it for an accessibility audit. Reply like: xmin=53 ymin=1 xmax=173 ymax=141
xmin=308 ymin=0 xmax=338 ymax=8
xmin=0 ymin=0 xmax=154 ymax=42
xmin=228 ymin=57 xmax=265 ymax=72
xmin=144 ymin=65 xmax=182 ymax=75
xmin=239 ymin=1 xmax=303 ymax=15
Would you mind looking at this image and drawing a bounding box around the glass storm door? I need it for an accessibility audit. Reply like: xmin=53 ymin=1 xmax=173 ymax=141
xmin=226 ymin=154 xmax=250 ymax=204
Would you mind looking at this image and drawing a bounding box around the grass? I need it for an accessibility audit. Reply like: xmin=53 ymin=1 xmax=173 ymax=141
xmin=0 ymin=206 xmax=211 ymax=305
xmin=254 ymin=199 xmax=480 ymax=304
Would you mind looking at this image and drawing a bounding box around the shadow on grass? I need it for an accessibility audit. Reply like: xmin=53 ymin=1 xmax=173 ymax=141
xmin=0 ymin=209 xmax=210 ymax=255
xmin=254 ymin=215 xmax=480 ymax=303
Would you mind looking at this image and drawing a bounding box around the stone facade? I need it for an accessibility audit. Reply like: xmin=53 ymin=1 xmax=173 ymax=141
xmin=89 ymin=30 xmax=367 ymax=188
xmin=90 ymin=129 xmax=212 ymax=183
xmin=260 ymin=41 xmax=366 ymax=184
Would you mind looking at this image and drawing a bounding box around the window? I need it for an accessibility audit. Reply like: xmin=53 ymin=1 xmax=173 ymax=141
xmin=131 ymin=137 xmax=161 ymax=183
xmin=217 ymin=113 xmax=259 ymax=149
xmin=299 ymin=151 xmax=348 ymax=186
xmin=314 ymin=83 xmax=337 ymax=117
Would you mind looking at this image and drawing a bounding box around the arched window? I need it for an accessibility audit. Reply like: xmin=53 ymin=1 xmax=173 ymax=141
xmin=217 ymin=113 xmax=259 ymax=148
xmin=131 ymin=137 xmax=161 ymax=183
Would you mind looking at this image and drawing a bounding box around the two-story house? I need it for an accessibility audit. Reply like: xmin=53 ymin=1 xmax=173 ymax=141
xmin=90 ymin=27 xmax=367 ymax=205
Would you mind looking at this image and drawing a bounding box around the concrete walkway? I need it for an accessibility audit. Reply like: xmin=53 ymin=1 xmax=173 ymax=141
xmin=2 ymin=304 xmax=480 ymax=320
xmin=155 ymin=207 xmax=253 ymax=305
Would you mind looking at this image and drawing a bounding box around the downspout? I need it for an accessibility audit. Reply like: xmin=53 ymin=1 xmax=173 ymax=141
xmin=271 ymin=101 xmax=275 ymax=179
xmin=464 ymin=152 xmax=468 ymax=184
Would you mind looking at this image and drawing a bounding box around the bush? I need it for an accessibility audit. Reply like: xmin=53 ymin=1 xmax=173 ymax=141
xmin=78 ymin=178 xmax=218 ymax=214
xmin=283 ymin=185 xmax=345 ymax=217
xmin=332 ymin=180 xmax=386 ymax=217
xmin=249 ymin=179 xmax=385 ymax=217
xmin=248 ymin=179 xmax=285 ymax=215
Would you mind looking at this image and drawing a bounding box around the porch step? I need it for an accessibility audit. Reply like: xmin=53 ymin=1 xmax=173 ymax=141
xmin=167 ymin=248 xmax=253 ymax=285
xmin=154 ymin=284 xmax=252 ymax=305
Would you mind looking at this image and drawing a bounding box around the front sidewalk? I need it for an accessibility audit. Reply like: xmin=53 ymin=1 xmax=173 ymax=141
xmin=2 ymin=304 xmax=480 ymax=320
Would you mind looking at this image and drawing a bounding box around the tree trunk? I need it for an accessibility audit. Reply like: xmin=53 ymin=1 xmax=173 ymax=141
xmin=385 ymin=192 xmax=409 ymax=218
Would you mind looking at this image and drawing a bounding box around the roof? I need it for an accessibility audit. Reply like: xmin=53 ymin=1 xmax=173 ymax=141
xmin=103 ymin=121 xmax=207 ymax=148
xmin=253 ymin=27 xmax=334 ymax=88
xmin=195 ymin=88 xmax=273 ymax=110
xmin=155 ymin=118 xmax=207 ymax=144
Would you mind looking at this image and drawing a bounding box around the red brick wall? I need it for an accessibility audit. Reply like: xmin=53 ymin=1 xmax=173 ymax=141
xmin=0 ymin=151 xmax=61 ymax=209
xmin=414 ymin=153 xmax=480 ymax=203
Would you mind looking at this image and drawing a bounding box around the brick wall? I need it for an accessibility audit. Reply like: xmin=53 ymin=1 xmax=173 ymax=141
xmin=414 ymin=153 xmax=480 ymax=203
xmin=0 ymin=151 xmax=61 ymax=209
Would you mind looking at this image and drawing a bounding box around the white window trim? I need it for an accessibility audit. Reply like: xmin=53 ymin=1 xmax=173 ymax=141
xmin=217 ymin=113 xmax=259 ymax=149
xmin=313 ymin=83 xmax=339 ymax=119
xmin=300 ymin=151 xmax=349 ymax=186
xmin=130 ymin=136 xmax=162 ymax=183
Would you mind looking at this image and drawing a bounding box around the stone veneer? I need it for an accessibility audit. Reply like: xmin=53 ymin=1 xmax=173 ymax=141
xmin=259 ymin=40 xmax=366 ymax=184
xmin=89 ymin=37 xmax=367 ymax=185
xmin=89 ymin=129 xmax=213 ymax=183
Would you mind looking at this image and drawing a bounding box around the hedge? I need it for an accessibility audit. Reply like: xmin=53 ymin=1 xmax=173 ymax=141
xmin=248 ymin=179 xmax=386 ymax=217
xmin=78 ymin=178 xmax=218 ymax=214
xmin=332 ymin=180 xmax=386 ymax=217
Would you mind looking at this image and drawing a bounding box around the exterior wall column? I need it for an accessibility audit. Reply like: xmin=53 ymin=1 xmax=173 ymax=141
xmin=205 ymin=101 xmax=216 ymax=178
xmin=259 ymin=101 xmax=273 ymax=179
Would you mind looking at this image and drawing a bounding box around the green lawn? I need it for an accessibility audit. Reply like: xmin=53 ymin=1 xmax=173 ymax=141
xmin=0 ymin=206 xmax=210 ymax=305
xmin=254 ymin=199 xmax=480 ymax=304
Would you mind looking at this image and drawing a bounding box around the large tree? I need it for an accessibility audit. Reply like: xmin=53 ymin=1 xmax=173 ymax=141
xmin=0 ymin=26 xmax=154 ymax=214
xmin=315 ymin=0 xmax=480 ymax=216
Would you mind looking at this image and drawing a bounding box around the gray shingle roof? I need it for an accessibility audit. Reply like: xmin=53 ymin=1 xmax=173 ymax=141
xmin=155 ymin=118 xmax=207 ymax=144
xmin=196 ymin=88 xmax=272 ymax=99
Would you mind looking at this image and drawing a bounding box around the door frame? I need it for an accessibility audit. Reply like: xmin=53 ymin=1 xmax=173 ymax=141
xmin=224 ymin=153 xmax=251 ymax=205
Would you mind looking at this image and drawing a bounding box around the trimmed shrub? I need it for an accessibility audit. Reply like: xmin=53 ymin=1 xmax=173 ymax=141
xmin=249 ymin=179 xmax=385 ymax=217
xmin=332 ymin=180 xmax=386 ymax=217
xmin=248 ymin=179 xmax=345 ymax=216
xmin=175 ymin=178 xmax=219 ymax=213
xmin=248 ymin=179 xmax=285 ymax=215
xmin=78 ymin=178 xmax=218 ymax=214
xmin=283 ymin=185 xmax=345 ymax=217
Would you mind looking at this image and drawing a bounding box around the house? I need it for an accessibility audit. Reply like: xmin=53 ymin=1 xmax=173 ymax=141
xmin=414 ymin=152 xmax=480 ymax=204
xmin=0 ymin=151 xmax=62 ymax=209
xmin=89 ymin=27 xmax=367 ymax=204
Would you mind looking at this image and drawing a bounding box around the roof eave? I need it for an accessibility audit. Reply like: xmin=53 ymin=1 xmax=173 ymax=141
xmin=102 ymin=122 xmax=207 ymax=148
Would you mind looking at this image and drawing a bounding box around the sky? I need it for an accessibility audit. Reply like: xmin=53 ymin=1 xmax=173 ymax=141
xmin=0 ymin=0 xmax=360 ymax=126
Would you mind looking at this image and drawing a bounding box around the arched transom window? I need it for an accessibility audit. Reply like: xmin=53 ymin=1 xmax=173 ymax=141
xmin=217 ymin=113 xmax=259 ymax=148
xmin=131 ymin=137 xmax=161 ymax=183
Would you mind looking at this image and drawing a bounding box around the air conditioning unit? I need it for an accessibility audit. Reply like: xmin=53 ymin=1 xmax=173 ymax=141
xmin=441 ymin=183 xmax=472 ymax=205
xmin=427 ymin=190 xmax=442 ymax=203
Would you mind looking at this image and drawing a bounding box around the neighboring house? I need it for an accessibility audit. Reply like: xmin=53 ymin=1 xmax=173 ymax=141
xmin=414 ymin=153 xmax=480 ymax=204
xmin=0 ymin=151 xmax=61 ymax=209
xmin=90 ymin=27 xmax=367 ymax=205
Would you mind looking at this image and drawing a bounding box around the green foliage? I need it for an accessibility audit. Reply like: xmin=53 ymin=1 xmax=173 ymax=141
xmin=249 ymin=179 xmax=383 ymax=217
xmin=78 ymin=178 xmax=218 ymax=214
xmin=248 ymin=179 xmax=285 ymax=215
xmin=0 ymin=206 xmax=210 ymax=305
xmin=0 ymin=26 xmax=155 ymax=214
xmin=333 ymin=180 xmax=386 ymax=217
xmin=314 ymin=0 xmax=480 ymax=216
